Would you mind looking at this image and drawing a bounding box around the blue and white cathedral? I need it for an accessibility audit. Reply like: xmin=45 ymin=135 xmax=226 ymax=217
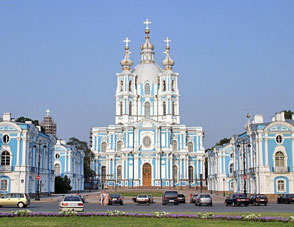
xmin=91 ymin=20 xmax=205 ymax=188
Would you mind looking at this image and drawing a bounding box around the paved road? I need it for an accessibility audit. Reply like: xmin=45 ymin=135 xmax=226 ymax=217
xmin=0 ymin=202 xmax=293 ymax=213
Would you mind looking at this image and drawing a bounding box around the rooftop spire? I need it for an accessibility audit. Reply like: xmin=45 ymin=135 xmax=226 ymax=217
xmin=120 ymin=37 xmax=133 ymax=71
xmin=162 ymin=37 xmax=175 ymax=70
xmin=140 ymin=19 xmax=155 ymax=63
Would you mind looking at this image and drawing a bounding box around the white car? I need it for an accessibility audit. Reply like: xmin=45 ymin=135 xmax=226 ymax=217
xmin=59 ymin=195 xmax=84 ymax=212
xmin=136 ymin=194 xmax=150 ymax=204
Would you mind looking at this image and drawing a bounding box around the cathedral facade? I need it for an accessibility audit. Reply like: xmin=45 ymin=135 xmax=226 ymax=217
xmin=91 ymin=20 xmax=205 ymax=188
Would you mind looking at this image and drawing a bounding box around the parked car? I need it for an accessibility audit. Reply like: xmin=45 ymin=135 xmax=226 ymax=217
xmin=148 ymin=195 xmax=154 ymax=203
xmin=162 ymin=191 xmax=179 ymax=205
xmin=75 ymin=194 xmax=85 ymax=203
xmin=277 ymin=194 xmax=294 ymax=204
xmin=108 ymin=194 xmax=123 ymax=205
xmin=136 ymin=194 xmax=150 ymax=204
xmin=190 ymin=194 xmax=198 ymax=203
xmin=249 ymin=194 xmax=268 ymax=206
xmin=225 ymin=194 xmax=249 ymax=207
xmin=59 ymin=195 xmax=84 ymax=212
xmin=195 ymin=194 xmax=212 ymax=206
xmin=0 ymin=193 xmax=30 ymax=208
xmin=178 ymin=194 xmax=186 ymax=203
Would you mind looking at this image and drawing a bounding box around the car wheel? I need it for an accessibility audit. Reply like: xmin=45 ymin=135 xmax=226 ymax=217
xmin=210 ymin=203 xmax=213 ymax=207
xmin=162 ymin=203 xmax=166 ymax=205
xmin=233 ymin=202 xmax=237 ymax=207
xmin=17 ymin=202 xmax=24 ymax=208
xmin=265 ymin=203 xmax=267 ymax=206
xmin=199 ymin=203 xmax=201 ymax=207
xmin=174 ymin=202 xmax=178 ymax=205
xmin=120 ymin=202 xmax=123 ymax=205
xmin=225 ymin=202 xmax=228 ymax=206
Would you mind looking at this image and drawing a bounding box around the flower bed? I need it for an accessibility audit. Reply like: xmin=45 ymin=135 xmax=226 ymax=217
xmin=0 ymin=210 xmax=293 ymax=223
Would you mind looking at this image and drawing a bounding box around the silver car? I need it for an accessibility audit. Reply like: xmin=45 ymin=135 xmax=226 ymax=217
xmin=195 ymin=194 xmax=212 ymax=206
xmin=59 ymin=195 xmax=84 ymax=212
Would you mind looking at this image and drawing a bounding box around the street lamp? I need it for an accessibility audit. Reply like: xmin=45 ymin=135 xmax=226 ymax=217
xmin=159 ymin=151 xmax=164 ymax=188
xmin=129 ymin=151 xmax=134 ymax=188
xmin=33 ymin=141 xmax=47 ymax=201
xmin=236 ymin=138 xmax=251 ymax=195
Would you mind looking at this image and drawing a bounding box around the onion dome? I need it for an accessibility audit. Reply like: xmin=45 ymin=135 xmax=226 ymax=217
xmin=162 ymin=37 xmax=175 ymax=70
xmin=120 ymin=37 xmax=133 ymax=70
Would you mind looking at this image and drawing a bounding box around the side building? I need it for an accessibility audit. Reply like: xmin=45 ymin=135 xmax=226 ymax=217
xmin=53 ymin=140 xmax=84 ymax=192
xmin=208 ymin=111 xmax=294 ymax=196
xmin=0 ymin=113 xmax=56 ymax=196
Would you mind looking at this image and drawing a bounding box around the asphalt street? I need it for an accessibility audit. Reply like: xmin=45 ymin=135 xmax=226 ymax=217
xmin=0 ymin=202 xmax=293 ymax=213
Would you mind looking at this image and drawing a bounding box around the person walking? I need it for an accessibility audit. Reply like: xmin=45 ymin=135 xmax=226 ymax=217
xmin=104 ymin=192 xmax=109 ymax=205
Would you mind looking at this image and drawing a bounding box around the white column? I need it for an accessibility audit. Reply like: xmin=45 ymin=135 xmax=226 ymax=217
xmin=258 ymin=134 xmax=263 ymax=166
xmin=265 ymin=135 xmax=269 ymax=167
xmin=292 ymin=135 xmax=294 ymax=168
xmin=16 ymin=136 xmax=21 ymax=166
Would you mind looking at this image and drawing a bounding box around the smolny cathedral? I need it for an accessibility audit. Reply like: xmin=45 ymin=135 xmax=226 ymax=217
xmin=91 ymin=20 xmax=205 ymax=188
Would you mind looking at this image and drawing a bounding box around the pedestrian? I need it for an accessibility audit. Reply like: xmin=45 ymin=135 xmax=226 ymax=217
xmin=104 ymin=192 xmax=109 ymax=205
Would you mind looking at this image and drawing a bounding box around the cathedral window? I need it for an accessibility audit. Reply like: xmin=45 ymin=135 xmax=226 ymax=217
xmin=54 ymin=163 xmax=61 ymax=175
xmin=276 ymin=135 xmax=283 ymax=144
xmin=101 ymin=166 xmax=106 ymax=183
xmin=129 ymin=102 xmax=132 ymax=116
xmin=163 ymin=102 xmax=166 ymax=116
xmin=188 ymin=166 xmax=193 ymax=184
xmin=162 ymin=80 xmax=166 ymax=91
xmin=275 ymin=151 xmax=285 ymax=167
xmin=120 ymin=102 xmax=123 ymax=116
xmin=2 ymin=135 xmax=10 ymax=144
xmin=173 ymin=165 xmax=178 ymax=183
xmin=172 ymin=101 xmax=175 ymax=115
xmin=120 ymin=80 xmax=124 ymax=92
xmin=172 ymin=140 xmax=178 ymax=152
xmin=188 ymin=142 xmax=193 ymax=152
xmin=0 ymin=179 xmax=8 ymax=191
xmin=277 ymin=180 xmax=285 ymax=192
xmin=172 ymin=80 xmax=175 ymax=91
xmin=145 ymin=83 xmax=150 ymax=95
xmin=1 ymin=151 xmax=10 ymax=166
xmin=117 ymin=165 xmax=122 ymax=183
xmin=129 ymin=81 xmax=132 ymax=92
xmin=229 ymin=163 xmax=233 ymax=174
xmin=117 ymin=141 xmax=123 ymax=152
xmin=144 ymin=102 xmax=151 ymax=118
xmin=101 ymin=142 xmax=107 ymax=152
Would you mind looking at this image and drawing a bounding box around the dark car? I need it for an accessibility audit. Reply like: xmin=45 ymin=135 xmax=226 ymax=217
xmin=278 ymin=194 xmax=294 ymax=204
xmin=178 ymin=194 xmax=186 ymax=203
xmin=108 ymin=194 xmax=123 ymax=205
xmin=162 ymin=191 xmax=179 ymax=205
xmin=190 ymin=194 xmax=198 ymax=203
xmin=148 ymin=195 xmax=154 ymax=203
xmin=225 ymin=194 xmax=249 ymax=207
xmin=249 ymin=194 xmax=268 ymax=206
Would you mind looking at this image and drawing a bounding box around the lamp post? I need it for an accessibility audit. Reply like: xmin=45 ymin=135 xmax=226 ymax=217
xmin=159 ymin=151 xmax=164 ymax=188
xmin=236 ymin=137 xmax=251 ymax=195
xmin=33 ymin=141 xmax=47 ymax=201
xmin=129 ymin=151 xmax=134 ymax=188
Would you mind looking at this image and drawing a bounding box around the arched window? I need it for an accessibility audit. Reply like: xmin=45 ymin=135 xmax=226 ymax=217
xmin=188 ymin=142 xmax=193 ymax=152
xmin=275 ymin=151 xmax=285 ymax=167
xmin=162 ymin=80 xmax=166 ymax=91
xmin=188 ymin=166 xmax=193 ymax=183
xmin=172 ymin=140 xmax=177 ymax=152
xmin=117 ymin=165 xmax=122 ymax=183
xmin=120 ymin=80 xmax=123 ymax=92
xmin=101 ymin=166 xmax=106 ymax=183
xmin=163 ymin=102 xmax=166 ymax=116
xmin=277 ymin=180 xmax=285 ymax=192
xmin=129 ymin=102 xmax=132 ymax=116
xmin=129 ymin=81 xmax=132 ymax=92
xmin=120 ymin=102 xmax=123 ymax=116
xmin=54 ymin=163 xmax=61 ymax=175
xmin=173 ymin=165 xmax=178 ymax=183
xmin=172 ymin=101 xmax=175 ymax=115
xmin=0 ymin=179 xmax=8 ymax=191
xmin=171 ymin=80 xmax=175 ymax=91
xmin=229 ymin=163 xmax=234 ymax=174
xmin=145 ymin=102 xmax=150 ymax=118
xmin=1 ymin=151 xmax=10 ymax=166
xmin=117 ymin=141 xmax=123 ymax=152
xmin=101 ymin=142 xmax=107 ymax=152
xmin=145 ymin=83 xmax=150 ymax=95
xmin=276 ymin=135 xmax=283 ymax=144
xmin=230 ymin=181 xmax=234 ymax=190
xmin=230 ymin=153 xmax=234 ymax=159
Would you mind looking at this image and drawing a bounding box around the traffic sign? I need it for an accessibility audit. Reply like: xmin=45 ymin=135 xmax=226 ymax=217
xmin=243 ymin=174 xmax=247 ymax=180
xmin=36 ymin=175 xmax=40 ymax=180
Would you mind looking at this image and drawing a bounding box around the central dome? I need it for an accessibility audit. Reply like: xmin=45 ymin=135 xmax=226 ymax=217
xmin=133 ymin=63 xmax=162 ymax=84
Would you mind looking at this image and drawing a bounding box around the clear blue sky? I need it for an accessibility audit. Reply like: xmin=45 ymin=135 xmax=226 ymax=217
xmin=1 ymin=0 xmax=294 ymax=147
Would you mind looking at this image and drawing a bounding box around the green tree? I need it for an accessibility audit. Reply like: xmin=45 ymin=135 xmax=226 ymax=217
xmin=16 ymin=116 xmax=39 ymax=126
xmin=54 ymin=175 xmax=72 ymax=193
xmin=215 ymin=138 xmax=230 ymax=146
xmin=67 ymin=137 xmax=95 ymax=186
xmin=283 ymin=110 xmax=294 ymax=120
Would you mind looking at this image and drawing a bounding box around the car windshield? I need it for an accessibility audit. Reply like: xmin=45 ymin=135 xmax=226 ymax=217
xmin=200 ymin=194 xmax=210 ymax=198
xmin=237 ymin=194 xmax=247 ymax=199
xmin=64 ymin=196 xmax=81 ymax=201
xmin=256 ymin=194 xmax=266 ymax=198
xmin=138 ymin=195 xmax=148 ymax=198
xmin=288 ymin=194 xmax=294 ymax=198
xmin=165 ymin=191 xmax=178 ymax=197
xmin=178 ymin=194 xmax=184 ymax=197
xmin=110 ymin=194 xmax=120 ymax=198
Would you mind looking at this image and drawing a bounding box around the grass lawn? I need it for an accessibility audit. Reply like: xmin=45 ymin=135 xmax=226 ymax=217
xmin=118 ymin=191 xmax=163 ymax=197
xmin=0 ymin=216 xmax=293 ymax=227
